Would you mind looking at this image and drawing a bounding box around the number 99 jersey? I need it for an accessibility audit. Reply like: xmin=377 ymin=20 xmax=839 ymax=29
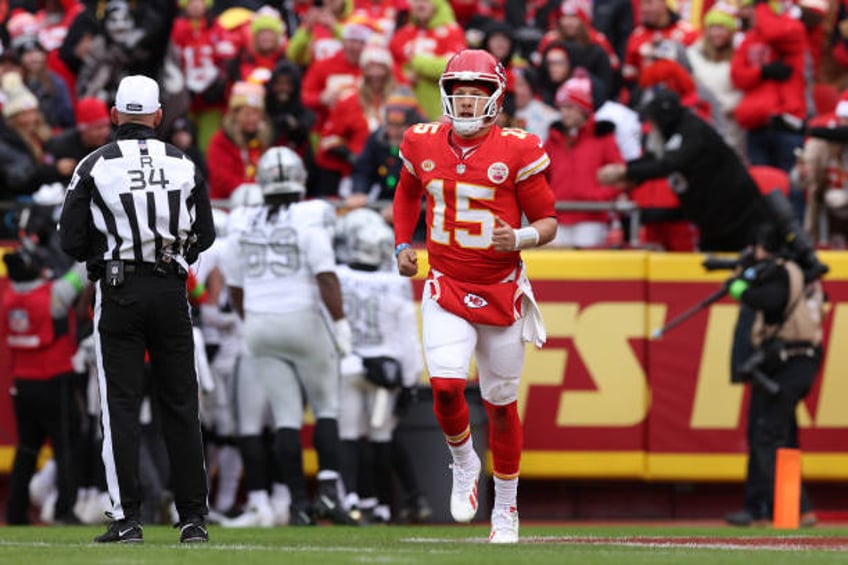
xmin=398 ymin=122 xmax=555 ymax=283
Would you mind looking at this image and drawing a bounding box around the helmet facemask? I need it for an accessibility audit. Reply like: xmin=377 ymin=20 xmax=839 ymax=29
xmin=439 ymin=76 xmax=503 ymax=136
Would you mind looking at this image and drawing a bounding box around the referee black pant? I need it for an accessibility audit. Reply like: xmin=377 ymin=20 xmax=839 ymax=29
xmin=93 ymin=264 xmax=208 ymax=522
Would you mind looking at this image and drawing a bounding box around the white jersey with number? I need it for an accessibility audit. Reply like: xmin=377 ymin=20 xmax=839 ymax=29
xmin=223 ymin=201 xmax=337 ymax=315
xmin=337 ymin=264 xmax=423 ymax=387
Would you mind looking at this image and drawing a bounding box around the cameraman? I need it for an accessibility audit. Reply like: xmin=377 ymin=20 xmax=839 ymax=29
xmin=724 ymin=223 xmax=824 ymax=527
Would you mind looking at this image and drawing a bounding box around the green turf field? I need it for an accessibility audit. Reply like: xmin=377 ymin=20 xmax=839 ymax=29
xmin=1 ymin=523 xmax=848 ymax=564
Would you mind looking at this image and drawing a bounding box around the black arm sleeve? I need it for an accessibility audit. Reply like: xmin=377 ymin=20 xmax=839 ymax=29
xmin=625 ymin=119 xmax=705 ymax=183
xmin=807 ymin=125 xmax=848 ymax=143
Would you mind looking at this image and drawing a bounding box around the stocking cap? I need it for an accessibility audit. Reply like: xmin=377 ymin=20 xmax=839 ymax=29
xmin=560 ymin=0 xmax=592 ymax=27
xmin=75 ymin=97 xmax=110 ymax=128
xmin=1 ymin=71 xmax=39 ymax=118
xmin=555 ymin=73 xmax=593 ymax=115
xmin=704 ymin=2 xmax=738 ymax=31
xmin=229 ymin=81 xmax=265 ymax=111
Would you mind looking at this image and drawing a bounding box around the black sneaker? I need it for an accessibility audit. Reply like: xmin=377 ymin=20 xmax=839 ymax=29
xmin=289 ymin=504 xmax=317 ymax=526
xmin=399 ymin=494 xmax=433 ymax=524
xmin=725 ymin=509 xmax=769 ymax=527
xmin=177 ymin=517 xmax=209 ymax=543
xmin=314 ymin=480 xmax=360 ymax=525
xmin=94 ymin=519 xmax=143 ymax=543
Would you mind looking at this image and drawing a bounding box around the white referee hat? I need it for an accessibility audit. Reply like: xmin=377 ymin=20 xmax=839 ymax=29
xmin=115 ymin=75 xmax=161 ymax=114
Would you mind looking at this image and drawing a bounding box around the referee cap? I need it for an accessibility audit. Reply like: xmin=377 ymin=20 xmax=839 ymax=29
xmin=115 ymin=75 xmax=161 ymax=114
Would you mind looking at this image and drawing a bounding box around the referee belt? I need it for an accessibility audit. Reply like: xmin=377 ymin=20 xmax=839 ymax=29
xmin=121 ymin=260 xmax=185 ymax=278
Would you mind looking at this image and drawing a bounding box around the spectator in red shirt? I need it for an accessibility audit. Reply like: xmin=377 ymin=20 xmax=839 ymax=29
xmin=622 ymin=0 xmax=699 ymax=99
xmin=301 ymin=20 xmax=370 ymax=133
xmin=314 ymin=45 xmax=401 ymax=197
xmin=227 ymin=7 xmax=288 ymax=85
xmin=544 ymin=73 xmax=624 ymax=248
xmin=389 ymin=0 xmax=466 ymax=120
xmin=205 ymin=81 xmax=272 ymax=201
xmin=731 ymin=0 xmax=808 ymax=173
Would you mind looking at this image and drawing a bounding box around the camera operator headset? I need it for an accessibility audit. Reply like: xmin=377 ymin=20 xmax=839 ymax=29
xmin=723 ymin=222 xmax=825 ymax=526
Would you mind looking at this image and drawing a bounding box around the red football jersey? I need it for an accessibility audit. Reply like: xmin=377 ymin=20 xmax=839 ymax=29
xmin=396 ymin=122 xmax=555 ymax=283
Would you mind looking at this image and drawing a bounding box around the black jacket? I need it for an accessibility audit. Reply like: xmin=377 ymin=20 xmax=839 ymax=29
xmin=626 ymin=109 xmax=767 ymax=251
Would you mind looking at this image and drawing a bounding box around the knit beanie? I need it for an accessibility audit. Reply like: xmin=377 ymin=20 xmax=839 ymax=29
xmin=75 ymin=97 xmax=110 ymax=128
xmin=560 ymin=0 xmax=592 ymax=27
xmin=229 ymin=81 xmax=265 ymax=111
xmin=178 ymin=0 xmax=214 ymax=8
xmin=555 ymin=75 xmax=593 ymax=115
xmin=360 ymin=45 xmax=394 ymax=69
xmin=704 ymin=3 xmax=737 ymax=32
xmin=384 ymin=91 xmax=425 ymax=126
xmin=1 ymin=72 xmax=39 ymax=119
xmin=251 ymin=9 xmax=285 ymax=37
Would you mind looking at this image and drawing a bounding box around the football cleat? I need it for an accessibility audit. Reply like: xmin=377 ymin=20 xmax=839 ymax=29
xmin=314 ymin=479 xmax=361 ymax=525
xmin=177 ymin=516 xmax=209 ymax=543
xmin=220 ymin=504 xmax=274 ymax=528
xmin=449 ymin=452 xmax=481 ymax=523
xmin=489 ymin=505 xmax=519 ymax=544
xmin=94 ymin=518 xmax=143 ymax=544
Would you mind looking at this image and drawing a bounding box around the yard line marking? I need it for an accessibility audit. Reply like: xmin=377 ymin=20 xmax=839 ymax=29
xmin=401 ymin=536 xmax=848 ymax=551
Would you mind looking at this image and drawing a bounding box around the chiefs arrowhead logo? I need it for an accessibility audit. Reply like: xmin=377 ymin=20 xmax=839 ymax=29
xmin=463 ymin=293 xmax=488 ymax=309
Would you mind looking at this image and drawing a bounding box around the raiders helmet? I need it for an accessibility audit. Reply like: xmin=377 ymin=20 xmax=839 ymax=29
xmin=256 ymin=146 xmax=307 ymax=197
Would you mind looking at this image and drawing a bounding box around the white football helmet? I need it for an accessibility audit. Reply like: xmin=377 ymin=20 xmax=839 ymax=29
xmin=256 ymin=146 xmax=307 ymax=197
xmin=339 ymin=208 xmax=393 ymax=269
xmin=439 ymin=49 xmax=507 ymax=136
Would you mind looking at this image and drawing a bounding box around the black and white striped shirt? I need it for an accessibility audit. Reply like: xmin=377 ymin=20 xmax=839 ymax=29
xmin=59 ymin=123 xmax=215 ymax=266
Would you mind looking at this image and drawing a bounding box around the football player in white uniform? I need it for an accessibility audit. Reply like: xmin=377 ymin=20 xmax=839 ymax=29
xmin=222 ymin=147 xmax=358 ymax=525
xmin=336 ymin=208 xmax=424 ymax=523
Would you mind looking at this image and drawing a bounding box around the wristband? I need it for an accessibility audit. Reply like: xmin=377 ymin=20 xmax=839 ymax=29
xmin=513 ymin=227 xmax=540 ymax=250
xmin=394 ymin=243 xmax=411 ymax=257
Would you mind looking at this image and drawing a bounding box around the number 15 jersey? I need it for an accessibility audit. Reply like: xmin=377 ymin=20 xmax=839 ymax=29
xmin=394 ymin=122 xmax=556 ymax=283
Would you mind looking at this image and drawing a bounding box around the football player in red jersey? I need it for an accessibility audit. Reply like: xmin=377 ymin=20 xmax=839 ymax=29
xmin=392 ymin=49 xmax=557 ymax=544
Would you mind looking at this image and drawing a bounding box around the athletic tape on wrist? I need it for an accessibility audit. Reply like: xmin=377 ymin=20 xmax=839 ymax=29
xmin=513 ymin=227 xmax=540 ymax=250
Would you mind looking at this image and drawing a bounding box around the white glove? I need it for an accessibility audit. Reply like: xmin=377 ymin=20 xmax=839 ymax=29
xmin=71 ymin=335 xmax=95 ymax=373
xmin=334 ymin=318 xmax=353 ymax=357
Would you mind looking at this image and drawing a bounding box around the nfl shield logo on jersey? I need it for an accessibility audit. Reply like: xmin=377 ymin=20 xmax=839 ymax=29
xmin=463 ymin=293 xmax=488 ymax=309
xmin=8 ymin=309 xmax=29 ymax=333
xmin=487 ymin=162 xmax=509 ymax=184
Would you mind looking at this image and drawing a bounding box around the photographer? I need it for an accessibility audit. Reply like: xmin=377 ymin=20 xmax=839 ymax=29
xmin=724 ymin=223 xmax=824 ymax=527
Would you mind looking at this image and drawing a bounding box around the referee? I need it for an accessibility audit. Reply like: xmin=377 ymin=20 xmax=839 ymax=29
xmin=59 ymin=75 xmax=215 ymax=544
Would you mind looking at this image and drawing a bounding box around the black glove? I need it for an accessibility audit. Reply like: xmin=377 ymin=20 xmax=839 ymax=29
xmin=86 ymin=258 xmax=105 ymax=282
xmin=761 ymin=61 xmax=792 ymax=81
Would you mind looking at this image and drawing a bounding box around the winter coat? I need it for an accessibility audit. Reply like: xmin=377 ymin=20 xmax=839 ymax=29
xmin=544 ymin=117 xmax=624 ymax=225
xmin=625 ymin=107 xmax=767 ymax=251
xmin=389 ymin=0 xmax=466 ymax=120
xmin=730 ymin=4 xmax=807 ymax=130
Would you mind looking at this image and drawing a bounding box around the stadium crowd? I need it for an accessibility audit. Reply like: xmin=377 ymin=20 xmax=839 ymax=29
xmin=0 ymin=0 xmax=846 ymax=532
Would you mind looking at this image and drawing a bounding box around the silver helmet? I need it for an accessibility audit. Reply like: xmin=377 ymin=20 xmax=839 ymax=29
xmin=256 ymin=146 xmax=307 ymax=197
xmin=339 ymin=208 xmax=394 ymax=269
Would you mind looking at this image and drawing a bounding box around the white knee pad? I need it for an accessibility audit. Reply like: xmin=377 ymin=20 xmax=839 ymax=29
xmin=480 ymin=377 xmax=520 ymax=406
